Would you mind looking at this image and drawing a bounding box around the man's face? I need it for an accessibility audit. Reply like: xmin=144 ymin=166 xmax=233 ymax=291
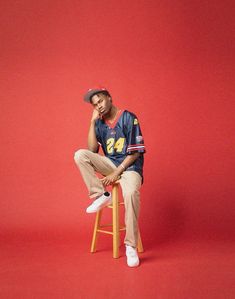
xmin=91 ymin=93 xmax=112 ymax=117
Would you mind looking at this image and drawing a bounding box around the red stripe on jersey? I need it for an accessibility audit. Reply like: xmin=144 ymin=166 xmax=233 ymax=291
xmin=127 ymin=145 xmax=145 ymax=151
xmin=127 ymin=144 xmax=145 ymax=147
xmin=127 ymin=148 xmax=145 ymax=152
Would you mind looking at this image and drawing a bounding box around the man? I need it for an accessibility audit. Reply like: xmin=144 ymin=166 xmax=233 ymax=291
xmin=74 ymin=87 xmax=146 ymax=267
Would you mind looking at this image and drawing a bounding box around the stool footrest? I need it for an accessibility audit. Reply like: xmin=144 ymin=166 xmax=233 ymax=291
xmin=97 ymin=226 xmax=126 ymax=235
xmin=107 ymin=202 xmax=124 ymax=208
xmin=97 ymin=229 xmax=113 ymax=235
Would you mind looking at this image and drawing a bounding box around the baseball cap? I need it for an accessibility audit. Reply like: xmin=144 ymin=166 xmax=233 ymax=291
xmin=83 ymin=87 xmax=110 ymax=103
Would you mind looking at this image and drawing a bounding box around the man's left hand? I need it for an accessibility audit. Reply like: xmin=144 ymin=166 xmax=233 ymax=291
xmin=101 ymin=172 xmax=120 ymax=186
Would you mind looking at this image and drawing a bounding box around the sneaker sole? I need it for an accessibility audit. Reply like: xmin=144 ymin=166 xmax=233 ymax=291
xmin=127 ymin=261 xmax=140 ymax=267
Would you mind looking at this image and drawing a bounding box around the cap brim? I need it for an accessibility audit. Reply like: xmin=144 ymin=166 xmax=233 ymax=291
xmin=84 ymin=88 xmax=107 ymax=103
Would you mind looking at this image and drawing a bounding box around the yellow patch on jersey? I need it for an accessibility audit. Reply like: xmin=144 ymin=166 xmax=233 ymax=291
xmin=134 ymin=118 xmax=138 ymax=125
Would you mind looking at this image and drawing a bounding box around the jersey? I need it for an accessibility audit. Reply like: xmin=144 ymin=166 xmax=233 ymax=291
xmin=95 ymin=110 xmax=146 ymax=180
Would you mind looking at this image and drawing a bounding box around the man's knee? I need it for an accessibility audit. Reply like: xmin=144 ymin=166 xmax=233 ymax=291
xmin=124 ymin=189 xmax=140 ymax=201
xmin=74 ymin=149 xmax=89 ymax=164
xmin=124 ymin=189 xmax=140 ymax=219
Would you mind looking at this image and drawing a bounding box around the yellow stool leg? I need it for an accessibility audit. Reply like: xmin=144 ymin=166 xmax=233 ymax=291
xmin=91 ymin=209 xmax=103 ymax=253
xmin=112 ymin=184 xmax=119 ymax=258
xmin=137 ymin=229 xmax=144 ymax=253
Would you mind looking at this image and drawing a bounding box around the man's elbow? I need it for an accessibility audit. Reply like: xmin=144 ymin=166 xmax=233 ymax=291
xmin=87 ymin=144 xmax=99 ymax=153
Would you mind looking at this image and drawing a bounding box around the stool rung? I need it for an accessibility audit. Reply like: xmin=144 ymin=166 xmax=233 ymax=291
xmin=97 ymin=229 xmax=113 ymax=235
xmin=107 ymin=202 xmax=124 ymax=208
xmin=97 ymin=225 xmax=126 ymax=234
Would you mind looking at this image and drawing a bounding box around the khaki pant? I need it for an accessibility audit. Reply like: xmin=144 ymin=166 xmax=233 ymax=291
xmin=74 ymin=149 xmax=142 ymax=248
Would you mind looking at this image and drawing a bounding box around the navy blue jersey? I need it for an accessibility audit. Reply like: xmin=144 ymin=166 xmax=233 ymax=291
xmin=95 ymin=110 xmax=146 ymax=179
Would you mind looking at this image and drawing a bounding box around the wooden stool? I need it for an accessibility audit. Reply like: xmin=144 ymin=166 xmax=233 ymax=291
xmin=90 ymin=181 xmax=144 ymax=258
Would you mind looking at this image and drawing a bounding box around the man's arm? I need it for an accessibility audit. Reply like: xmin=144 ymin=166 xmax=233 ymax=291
xmin=101 ymin=152 xmax=140 ymax=186
xmin=87 ymin=110 xmax=100 ymax=153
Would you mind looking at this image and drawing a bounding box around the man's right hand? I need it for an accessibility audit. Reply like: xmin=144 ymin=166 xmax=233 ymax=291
xmin=91 ymin=109 xmax=101 ymax=122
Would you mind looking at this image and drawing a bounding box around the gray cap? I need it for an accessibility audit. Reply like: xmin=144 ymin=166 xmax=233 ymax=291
xmin=84 ymin=87 xmax=109 ymax=103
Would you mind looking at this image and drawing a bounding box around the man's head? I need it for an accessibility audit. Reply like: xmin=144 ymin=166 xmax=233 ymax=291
xmin=84 ymin=87 xmax=111 ymax=103
xmin=84 ymin=87 xmax=113 ymax=117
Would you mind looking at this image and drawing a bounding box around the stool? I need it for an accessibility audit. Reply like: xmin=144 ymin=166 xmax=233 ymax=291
xmin=90 ymin=181 xmax=144 ymax=258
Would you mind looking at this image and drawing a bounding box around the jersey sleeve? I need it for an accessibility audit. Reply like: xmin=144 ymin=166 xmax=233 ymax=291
xmin=125 ymin=113 xmax=146 ymax=154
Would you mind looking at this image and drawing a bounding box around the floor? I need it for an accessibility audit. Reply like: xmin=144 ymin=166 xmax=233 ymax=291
xmin=1 ymin=230 xmax=234 ymax=299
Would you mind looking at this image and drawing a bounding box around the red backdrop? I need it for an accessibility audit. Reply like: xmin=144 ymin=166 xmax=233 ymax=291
xmin=1 ymin=0 xmax=234 ymax=243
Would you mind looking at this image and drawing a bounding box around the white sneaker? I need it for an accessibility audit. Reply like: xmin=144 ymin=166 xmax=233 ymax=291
xmin=126 ymin=245 xmax=140 ymax=267
xmin=86 ymin=192 xmax=112 ymax=213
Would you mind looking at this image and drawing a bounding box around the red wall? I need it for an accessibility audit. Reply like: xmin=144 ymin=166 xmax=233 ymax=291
xmin=1 ymin=1 xmax=234 ymax=242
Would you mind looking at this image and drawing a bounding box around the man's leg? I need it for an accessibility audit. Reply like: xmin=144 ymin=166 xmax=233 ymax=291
xmin=119 ymin=171 xmax=142 ymax=248
xmin=74 ymin=149 xmax=116 ymax=199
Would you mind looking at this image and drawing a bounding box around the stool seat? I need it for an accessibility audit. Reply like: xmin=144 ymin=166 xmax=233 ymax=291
xmin=90 ymin=182 xmax=143 ymax=258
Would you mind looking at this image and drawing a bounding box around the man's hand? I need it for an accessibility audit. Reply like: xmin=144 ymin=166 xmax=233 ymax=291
xmin=100 ymin=171 xmax=121 ymax=186
xmin=91 ymin=109 xmax=101 ymax=122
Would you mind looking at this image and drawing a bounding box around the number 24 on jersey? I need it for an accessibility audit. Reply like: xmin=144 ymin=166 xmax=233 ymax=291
xmin=106 ymin=137 xmax=125 ymax=154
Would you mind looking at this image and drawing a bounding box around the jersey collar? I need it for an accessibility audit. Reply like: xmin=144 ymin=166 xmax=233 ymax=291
xmin=104 ymin=109 xmax=123 ymax=129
